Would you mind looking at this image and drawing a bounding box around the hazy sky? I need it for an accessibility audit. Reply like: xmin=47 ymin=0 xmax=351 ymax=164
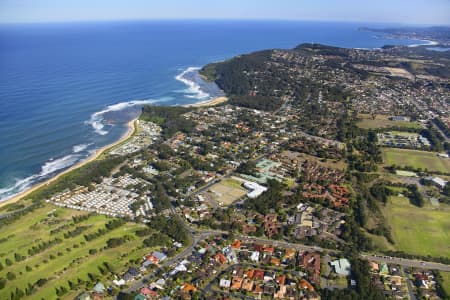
xmin=0 ymin=0 xmax=449 ymax=25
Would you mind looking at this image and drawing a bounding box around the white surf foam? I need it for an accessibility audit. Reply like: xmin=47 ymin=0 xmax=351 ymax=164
xmin=86 ymin=99 xmax=161 ymax=135
xmin=408 ymin=40 xmax=439 ymax=48
xmin=40 ymin=154 xmax=80 ymax=176
xmin=175 ymin=67 xmax=211 ymax=100
xmin=0 ymin=154 xmax=81 ymax=201
xmin=73 ymin=143 xmax=92 ymax=153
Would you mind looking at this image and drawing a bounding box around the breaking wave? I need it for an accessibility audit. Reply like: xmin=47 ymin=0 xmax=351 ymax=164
xmin=85 ymin=99 xmax=161 ymax=135
xmin=407 ymin=40 xmax=438 ymax=48
xmin=175 ymin=67 xmax=211 ymax=100
xmin=0 ymin=154 xmax=81 ymax=201
xmin=73 ymin=143 xmax=92 ymax=153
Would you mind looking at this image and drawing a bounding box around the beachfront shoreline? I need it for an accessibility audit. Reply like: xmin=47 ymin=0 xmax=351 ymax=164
xmin=0 ymin=118 xmax=138 ymax=208
xmin=0 ymin=95 xmax=229 ymax=209
xmin=184 ymin=96 xmax=228 ymax=108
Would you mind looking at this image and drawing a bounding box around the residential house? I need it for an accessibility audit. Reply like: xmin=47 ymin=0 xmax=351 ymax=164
xmin=301 ymin=252 xmax=321 ymax=284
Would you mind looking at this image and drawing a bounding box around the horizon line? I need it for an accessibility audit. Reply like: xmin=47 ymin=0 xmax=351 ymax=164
xmin=0 ymin=17 xmax=449 ymax=27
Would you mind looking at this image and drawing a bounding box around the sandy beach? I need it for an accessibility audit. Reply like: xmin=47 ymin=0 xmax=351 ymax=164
xmin=0 ymin=119 xmax=137 ymax=209
xmin=184 ymin=96 xmax=228 ymax=108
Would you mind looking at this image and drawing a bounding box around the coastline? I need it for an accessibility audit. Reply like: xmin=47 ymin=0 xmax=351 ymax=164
xmin=0 ymin=118 xmax=138 ymax=209
xmin=184 ymin=96 xmax=228 ymax=108
xmin=0 ymin=95 xmax=227 ymax=209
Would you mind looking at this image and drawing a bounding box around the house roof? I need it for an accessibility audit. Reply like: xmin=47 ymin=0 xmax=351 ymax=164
xmin=93 ymin=282 xmax=105 ymax=293
xmin=134 ymin=294 xmax=146 ymax=300
xmin=141 ymin=287 xmax=158 ymax=297
xmin=242 ymin=278 xmax=254 ymax=291
xmin=231 ymin=240 xmax=241 ymax=249
xmin=245 ymin=269 xmax=255 ymax=279
xmin=231 ymin=276 xmax=243 ymax=290
xmin=182 ymin=283 xmax=197 ymax=292
xmin=219 ymin=278 xmax=231 ymax=288
xmin=214 ymin=253 xmax=227 ymax=264
xmin=370 ymin=261 xmax=379 ymax=271
xmin=284 ymin=248 xmax=296 ymax=259
xmin=276 ymin=274 xmax=286 ymax=285
xmin=76 ymin=292 xmax=92 ymax=300
xmin=299 ymin=279 xmax=315 ymax=291
xmin=330 ymin=258 xmax=351 ymax=276
xmin=271 ymin=257 xmax=281 ymax=266
xmin=127 ymin=267 xmax=139 ymax=276
xmin=254 ymin=269 xmax=265 ymax=280
xmin=152 ymin=251 xmax=167 ymax=261
xmin=380 ymin=263 xmax=389 ymax=274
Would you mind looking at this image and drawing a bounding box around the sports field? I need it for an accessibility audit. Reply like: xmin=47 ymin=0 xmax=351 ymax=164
xmin=382 ymin=148 xmax=450 ymax=173
xmin=356 ymin=114 xmax=422 ymax=130
xmin=383 ymin=195 xmax=450 ymax=258
xmin=208 ymin=178 xmax=247 ymax=206
xmin=0 ymin=204 xmax=150 ymax=300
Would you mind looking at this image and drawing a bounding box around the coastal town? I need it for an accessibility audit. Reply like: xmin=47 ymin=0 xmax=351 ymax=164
xmin=0 ymin=40 xmax=449 ymax=300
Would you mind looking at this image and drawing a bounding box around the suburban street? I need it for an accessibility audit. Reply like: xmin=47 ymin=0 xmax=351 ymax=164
xmin=120 ymin=221 xmax=450 ymax=297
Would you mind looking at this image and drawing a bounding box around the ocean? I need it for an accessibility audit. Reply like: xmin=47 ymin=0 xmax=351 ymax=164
xmin=0 ymin=20 xmax=425 ymax=201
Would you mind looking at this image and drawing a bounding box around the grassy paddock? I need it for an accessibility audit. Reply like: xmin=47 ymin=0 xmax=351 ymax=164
xmin=382 ymin=194 xmax=450 ymax=257
xmin=382 ymin=148 xmax=450 ymax=173
xmin=440 ymin=272 xmax=450 ymax=296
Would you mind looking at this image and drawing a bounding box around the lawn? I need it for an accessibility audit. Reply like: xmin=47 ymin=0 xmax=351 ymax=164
xmin=0 ymin=204 xmax=150 ymax=300
xmin=440 ymin=272 xmax=450 ymax=296
xmin=382 ymin=194 xmax=450 ymax=258
xmin=382 ymin=148 xmax=450 ymax=173
xmin=356 ymin=114 xmax=422 ymax=130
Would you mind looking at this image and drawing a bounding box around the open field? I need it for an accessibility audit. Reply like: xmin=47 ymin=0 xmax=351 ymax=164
xmin=0 ymin=204 xmax=149 ymax=300
xmin=382 ymin=194 xmax=450 ymax=257
xmin=208 ymin=178 xmax=247 ymax=206
xmin=356 ymin=114 xmax=422 ymax=130
xmin=295 ymin=152 xmax=346 ymax=170
xmin=365 ymin=232 xmax=396 ymax=252
xmin=440 ymin=272 xmax=450 ymax=296
xmin=382 ymin=148 xmax=450 ymax=173
xmin=384 ymin=67 xmax=414 ymax=79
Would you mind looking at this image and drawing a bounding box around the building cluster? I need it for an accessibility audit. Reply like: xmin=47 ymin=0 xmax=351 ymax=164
xmin=288 ymin=203 xmax=345 ymax=240
xmin=369 ymin=261 xmax=443 ymax=299
xmin=119 ymin=234 xmax=353 ymax=300
xmin=47 ymin=174 xmax=153 ymax=219
xmin=110 ymin=120 xmax=160 ymax=156
xmin=377 ymin=131 xmax=431 ymax=149
xmin=268 ymin=46 xmax=450 ymax=122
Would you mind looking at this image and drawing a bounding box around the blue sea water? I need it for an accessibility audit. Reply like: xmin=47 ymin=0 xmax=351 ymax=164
xmin=0 ymin=20 xmax=425 ymax=201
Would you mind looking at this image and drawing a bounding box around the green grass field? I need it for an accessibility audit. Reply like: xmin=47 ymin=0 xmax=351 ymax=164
xmin=383 ymin=194 xmax=450 ymax=257
xmin=356 ymin=115 xmax=422 ymax=130
xmin=440 ymin=272 xmax=450 ymax=296
xmin=382 ymin=148 xmax=450 ymax=173
xmin=0 ymin=204 xmax=150 ymax=300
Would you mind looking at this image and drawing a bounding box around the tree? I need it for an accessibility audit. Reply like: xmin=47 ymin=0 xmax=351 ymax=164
xmin=0 ymin=278 xmax=6 ymax=289
xmin=237 ymin=160 xmax=257 ymax=176
xmin=443 ymin=182 xmax=450 ymax=197
xmin=6 ymin=272 xmax=16 ymax=281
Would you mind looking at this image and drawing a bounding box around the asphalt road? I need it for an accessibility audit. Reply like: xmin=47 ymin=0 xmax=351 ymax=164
xmin=122 ymin=230 xmax=222 ymax=295
xmin=120 ymin=227 xmax=450 ymax=296
xmin=360 ymin=253 xmax=450 ymax=272
xmin=118 ymin=196 xmax=450 ymax=298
